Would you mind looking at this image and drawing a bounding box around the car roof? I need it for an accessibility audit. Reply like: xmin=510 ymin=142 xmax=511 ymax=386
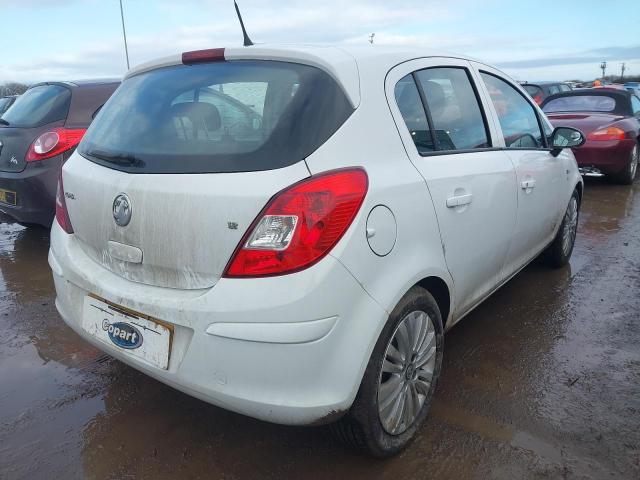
xmin=125 ymin=44 xmax=486 ymax=108
xmin=30 ymin=78 xmax=121 ymax=89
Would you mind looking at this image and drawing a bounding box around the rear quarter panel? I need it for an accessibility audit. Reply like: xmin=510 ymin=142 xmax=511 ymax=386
xmin=304 ymin=56 xmax=454 ymax=327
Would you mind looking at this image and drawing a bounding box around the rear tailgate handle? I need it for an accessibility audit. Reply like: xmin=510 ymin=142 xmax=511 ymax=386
xmin=521 ymin=179 xmax=536 ymax=190
xmin=446 ymin=193 xmax=473 ymax=208
xmin=107 ymin=240 xmax=143 ymax=264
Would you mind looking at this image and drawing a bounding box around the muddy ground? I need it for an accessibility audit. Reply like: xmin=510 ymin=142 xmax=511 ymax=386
xmin=0 ymin=178 xmax=639 ymax=480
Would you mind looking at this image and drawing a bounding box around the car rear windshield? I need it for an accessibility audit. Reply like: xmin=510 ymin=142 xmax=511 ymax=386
xmin=543 ymin=95 xmax=617 ymax=113
xmin=1 ymin=85 xmax=71 ymax=128
xmin=523 ymin=85 xmax=542 ymax=97
xmin=79 ymin=60 xmax=354 ymax=174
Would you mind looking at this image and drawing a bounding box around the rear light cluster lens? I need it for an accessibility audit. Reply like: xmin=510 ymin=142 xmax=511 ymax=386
xmin=245 ymin=215 xmax=298 ymax=250
xmin=533 ymin=94 xmax=543 ymax=105
xmin=587 ymin=127 xmax=626 ymax=141
xmin=224 ymin=168 xmax=368 ymax=278
xmin=55 ymin=172 xmax=74 ymax=234
xmin=26 ymin=127 xmax=87 ymax=162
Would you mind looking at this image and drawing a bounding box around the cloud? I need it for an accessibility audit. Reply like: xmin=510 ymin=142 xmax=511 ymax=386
xmin=0 ymin=0 xmax=637 ymax=83
xmin=0 ymin=0 xmax=467 ymax=82
xmin=497 ymin=45 xmax=640 ymax=69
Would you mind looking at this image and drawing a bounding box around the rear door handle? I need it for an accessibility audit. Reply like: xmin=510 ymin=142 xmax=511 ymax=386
xmin=521 ymin=179 xmax=536 ymax=189
xmin=446 ymin=193 xmax=473 ymax=208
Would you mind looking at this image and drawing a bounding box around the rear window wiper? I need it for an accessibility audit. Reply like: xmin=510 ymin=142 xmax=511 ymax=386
xmin=86 ymin=149 xmax=143 ymax=166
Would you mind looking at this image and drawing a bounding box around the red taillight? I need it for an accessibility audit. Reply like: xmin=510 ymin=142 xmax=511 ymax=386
xmin=182 ymin=48 xmax=225 ymax=64
xmin=55 ymin=171 xmax=73 ymax=234
xmin=26 ymin=127 xmax=87 ymax=162
xmin=224 ymin=168 xmax=368 ymax=278
xmin=587 ymin=127 xmax=626 ymax=141
xmin=533 ymin=94 xmax=543 ymax=105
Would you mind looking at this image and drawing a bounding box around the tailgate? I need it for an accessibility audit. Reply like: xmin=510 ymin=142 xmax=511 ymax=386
xmin=62 ymin=153 xmax=310 ymax=290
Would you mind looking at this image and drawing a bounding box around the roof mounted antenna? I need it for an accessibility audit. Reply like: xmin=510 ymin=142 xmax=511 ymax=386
xmin=234 ymin=1 xmax=254 ymax=47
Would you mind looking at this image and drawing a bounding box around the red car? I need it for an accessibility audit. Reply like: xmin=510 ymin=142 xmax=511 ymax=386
xmin=541 ymin=89 xmax=640 ymax=184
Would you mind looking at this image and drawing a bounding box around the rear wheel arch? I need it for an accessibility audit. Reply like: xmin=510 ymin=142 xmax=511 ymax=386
xmin=575 ymin=182 xmax=583 ymax=205
xmin=415 ymin=276 xmax=451 ymax=328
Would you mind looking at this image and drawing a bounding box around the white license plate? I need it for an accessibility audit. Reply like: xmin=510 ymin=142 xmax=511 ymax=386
xmin=81 ymin=296 xmax=172 ymax=370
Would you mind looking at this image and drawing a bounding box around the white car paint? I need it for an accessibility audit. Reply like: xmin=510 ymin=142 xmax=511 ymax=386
xmin=50 ymin=44 xmax=583 ymax=426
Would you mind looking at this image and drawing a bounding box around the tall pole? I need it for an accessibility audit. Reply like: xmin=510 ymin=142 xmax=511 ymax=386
xmin=600 ymin=61 xmax=607 ymax=80
xmin=119 ymin=0 xmax=130 ymax=70
xmin=621 ymin=63 xmax=626 ymax=82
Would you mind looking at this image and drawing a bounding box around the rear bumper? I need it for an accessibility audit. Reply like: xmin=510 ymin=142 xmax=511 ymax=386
xmin=573 ymin=139 xmax=635 ymax=175
xmin=49 ymin=221 xmax=388 ymax=426
xmin=0 ymin=155 xmax=62 ymax=226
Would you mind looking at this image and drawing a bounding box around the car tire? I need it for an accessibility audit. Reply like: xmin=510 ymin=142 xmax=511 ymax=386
xmin=612 ymin=143 xmax=638 ymax=185
xmin=545 ymin=189 xmax=580 ymax=268
xmin=330 ymin=286 xmax=444 ymax=457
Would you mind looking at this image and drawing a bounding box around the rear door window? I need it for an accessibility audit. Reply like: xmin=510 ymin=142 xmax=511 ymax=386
xmin=0 ymin=84 xmax=71 ymax=128
xmin=79 ymin=61 xmax=353 ymax=174
xmin=481 ymin=73 xmax=545 ymax=149
xmin=394 ymin=76 xmax=434 ymax=154
xmin=414 ymin=67 xmax=490 ymax=151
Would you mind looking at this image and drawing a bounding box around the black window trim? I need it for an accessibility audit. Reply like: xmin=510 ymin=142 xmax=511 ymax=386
xmin=401 ymin=65 xmax=494 ymax=157
xmin=479 ymin=70 xmax=553 ymax=151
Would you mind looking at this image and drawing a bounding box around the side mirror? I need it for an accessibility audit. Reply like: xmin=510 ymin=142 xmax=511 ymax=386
xmin=550 ymin=127 xmax=585 ymax=157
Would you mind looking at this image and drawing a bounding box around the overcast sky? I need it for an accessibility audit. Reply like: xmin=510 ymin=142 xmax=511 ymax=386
xmin=1 ymin=0 xmax=638 ymax=84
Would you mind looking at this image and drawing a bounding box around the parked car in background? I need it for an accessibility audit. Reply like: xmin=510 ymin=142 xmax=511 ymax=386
xmin=602 ymin=84 xmax=627 ymax=91
xmin=0 ymin=95 xmax=18 ymax=116
xmin=50 ymin=45 xmax=585 ymax=457
xmin=0 ymin=79 xmax=119 ymax=226
xmin=522 ymin=81 xmax=572 ymax=105
xmin=624 ymin=82 xmax=640 ymax=96
xmin=542 ymin=88 xmax=640 ymax=184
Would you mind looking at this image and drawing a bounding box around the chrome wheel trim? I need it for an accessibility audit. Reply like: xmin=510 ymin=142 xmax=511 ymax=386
xmin=630 ymin=145 xmax=638 ymax=180
xmin=562 ymin=196 xmax=578 ymax=256
xmin=377 ymin=310 xmax=437 ymax=435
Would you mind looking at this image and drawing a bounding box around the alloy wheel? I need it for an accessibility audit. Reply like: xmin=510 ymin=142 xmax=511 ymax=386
xmin=377 ymin=310 xmax=437 ymax=435
xmin=630 ymin=145 xmax=638 ymax=180
xmin=562 ymin=196 xmax=579 ymax=256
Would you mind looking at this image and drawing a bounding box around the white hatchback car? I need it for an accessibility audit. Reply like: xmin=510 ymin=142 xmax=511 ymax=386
xmin=50 ymin=45 xmax=585 ymax=456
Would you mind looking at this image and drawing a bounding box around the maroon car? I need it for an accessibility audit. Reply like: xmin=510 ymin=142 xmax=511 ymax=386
xmin=541 ymin=89 xmax=640 ymax=184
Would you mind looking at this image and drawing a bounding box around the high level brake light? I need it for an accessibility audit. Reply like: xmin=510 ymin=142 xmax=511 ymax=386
xmin=587 ymin=127 xmax=626 ymax=141
xmin=26 ymin=127 xmax=87 ymax=162
xmin=182 ymin=48 xmax=225 ymax=64
xmin=224 ymin=168 xmax=368 ymax=278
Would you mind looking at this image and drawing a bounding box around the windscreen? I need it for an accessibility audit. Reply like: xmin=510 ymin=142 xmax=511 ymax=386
xmin=79 ymin=60 xmax=354 ymax=174
xmin=1 ymin=85 xmax=71 ymax=127
xmin=543 ymin=95 xmax=617 ymax=113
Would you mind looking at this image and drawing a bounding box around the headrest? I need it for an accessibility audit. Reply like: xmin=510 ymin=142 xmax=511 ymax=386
xmin=169 ymin=101 xmax=221 ymax=131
